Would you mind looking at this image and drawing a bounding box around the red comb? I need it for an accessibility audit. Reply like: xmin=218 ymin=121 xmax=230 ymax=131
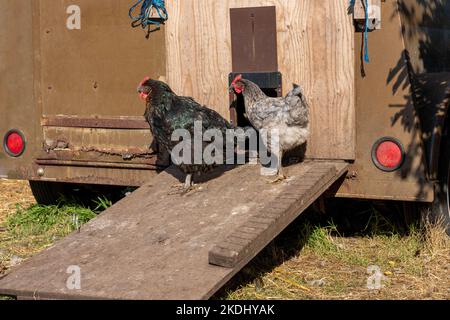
xmin=140 ymin=76 xmax=151 ymax=86
xmin=231 ymin=74 xmax=243 ymax=86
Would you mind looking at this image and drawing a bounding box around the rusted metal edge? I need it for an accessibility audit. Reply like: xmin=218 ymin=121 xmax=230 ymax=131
xmin=35 ymin=159 xmax=158 ymax=170
xmin=41 ymin=116 xmax=149 ymax=130
xmin=0 ymin=288 xmax=109 ymax=301
xmin=37 ymin=149 xmax=158 ymax=163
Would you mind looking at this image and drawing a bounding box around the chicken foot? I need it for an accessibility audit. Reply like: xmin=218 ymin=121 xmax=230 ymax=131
xmin=268 ymin=167 xmax=287 ymax=184
xmin=267 ymin=151 xmax=287 ymax=184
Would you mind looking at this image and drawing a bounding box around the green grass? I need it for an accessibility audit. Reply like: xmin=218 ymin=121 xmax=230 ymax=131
xmin=222 ymin=221 xmax=433 ymax=300
xmin=219 ymin=201 xmax=449 ymax=300
xmin=0 ymin=195 xmax=113 ymax=300
xmin=0 ymin=198 xmax=109 ymax=271
xmin=6 ymin=203 xmax=96 ymax=238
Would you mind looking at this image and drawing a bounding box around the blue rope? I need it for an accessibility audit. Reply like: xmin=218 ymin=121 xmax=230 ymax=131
xmin=129 ymin=0 xmax=168 ymax=29
xmin=363 ymin=0 xmax=370 ymax=63
xmin=349 ymin=0 xmax=370 ymax=63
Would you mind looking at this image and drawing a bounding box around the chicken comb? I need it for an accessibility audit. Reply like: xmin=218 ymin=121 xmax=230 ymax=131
xmin=139 ymin=76 xmax=151 ymax=86
xmin=231 ymin=74 xmax=243 ymax=86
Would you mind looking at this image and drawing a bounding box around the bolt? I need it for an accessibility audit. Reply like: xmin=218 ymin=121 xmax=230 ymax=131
xmin=347 ymin=171 xmax=358 ymax=180
xmin=37 ymin=168 xmax=45 ymax=177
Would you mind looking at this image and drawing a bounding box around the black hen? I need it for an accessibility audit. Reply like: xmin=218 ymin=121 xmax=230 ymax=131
xmin=138 ymin=77 xmax=233 ymax=189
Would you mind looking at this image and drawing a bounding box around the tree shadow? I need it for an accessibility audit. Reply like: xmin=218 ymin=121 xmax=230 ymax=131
xmin=387 ymin=1 xmax=450 ymax=199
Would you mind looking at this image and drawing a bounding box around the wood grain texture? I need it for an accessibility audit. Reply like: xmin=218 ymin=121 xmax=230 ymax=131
xmin=165 ymin=0 xmax=355 ymax=160
xmin=209 ymin=162 xmax=349 ymax=268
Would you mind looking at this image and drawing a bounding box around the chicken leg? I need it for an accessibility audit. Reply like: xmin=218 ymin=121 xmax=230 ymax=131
xmin=184 ymin=174 xmax=193 ymax=189
xmin=169 ymin=174 xmax=194 ymax=195
xmin=268 ymin=150 xmax=287 ymax=184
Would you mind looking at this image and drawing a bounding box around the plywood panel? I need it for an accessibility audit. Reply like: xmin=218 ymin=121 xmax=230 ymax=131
xmin=166 ymin=0 xmax=355 ymax=160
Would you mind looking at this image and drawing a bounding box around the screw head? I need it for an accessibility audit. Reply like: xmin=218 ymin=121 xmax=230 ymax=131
xmin=37 ymin=168 xmax=45 ymax=177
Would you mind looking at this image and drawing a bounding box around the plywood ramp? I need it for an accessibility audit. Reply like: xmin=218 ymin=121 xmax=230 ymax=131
xmin=166 ymin=0 xmax=355 ymax=160
xmin=0 ymin=161 xmax=348 ymax=300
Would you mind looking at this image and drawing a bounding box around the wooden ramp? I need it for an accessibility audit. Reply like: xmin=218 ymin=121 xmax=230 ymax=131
xmin=0 ymin=161 xmax=348 ymax=300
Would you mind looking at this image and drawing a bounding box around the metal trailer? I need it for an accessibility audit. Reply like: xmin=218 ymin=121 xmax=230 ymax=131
xmin=0 ymin=0 xmax=448 ymax=299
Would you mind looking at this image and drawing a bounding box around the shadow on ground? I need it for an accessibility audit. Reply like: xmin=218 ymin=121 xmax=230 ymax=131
xmin=214 ymin=198 xmax=423 ymax=299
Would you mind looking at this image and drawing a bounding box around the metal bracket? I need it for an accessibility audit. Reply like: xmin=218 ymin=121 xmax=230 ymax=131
xmin=353 ymin=0 xmax=382 ymax=30
xmin=229 ymin=72 xmax=282 ymax=95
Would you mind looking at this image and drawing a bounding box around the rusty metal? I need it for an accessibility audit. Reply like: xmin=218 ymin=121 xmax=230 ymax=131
xmin=35 ymin=159 xmax=158 ymax=170
xmin=78 ymin=147 xmax=156 ymax=160
xmin=36 ymin=146 xmax=167 ymax=169
xmin=41 ymin=116 xmax=149 ymax=130
xmin=30 ymin=163 xmax=158 ymax=187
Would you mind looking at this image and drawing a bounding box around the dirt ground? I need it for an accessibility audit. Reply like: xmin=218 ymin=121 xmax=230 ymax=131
xmin=0 ymin=179 xmax=449 ymax=300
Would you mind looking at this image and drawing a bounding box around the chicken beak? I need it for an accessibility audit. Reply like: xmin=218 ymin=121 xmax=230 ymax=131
xmin=137 ymin=86 xmax=148 ymax=100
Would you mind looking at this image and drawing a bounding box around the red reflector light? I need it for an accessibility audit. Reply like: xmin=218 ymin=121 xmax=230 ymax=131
xmin=372 ymin=137 xmax=405 ymax=172
xmin=3 ymin=130 xmax=26 ymax=157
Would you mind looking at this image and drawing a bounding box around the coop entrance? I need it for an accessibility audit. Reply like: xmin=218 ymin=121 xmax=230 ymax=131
xmin=229 ymin=6 xmax=281 ymax=128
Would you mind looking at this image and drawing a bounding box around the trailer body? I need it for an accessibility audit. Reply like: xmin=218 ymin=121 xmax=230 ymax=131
xmin=0 ymin=0 xmax=449 ymax=201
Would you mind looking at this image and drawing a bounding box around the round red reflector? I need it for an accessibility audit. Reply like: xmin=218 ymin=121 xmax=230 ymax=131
xmin=3 ymin=130 xmax=26 ymax=157
xmin=372 ymin=138 xmax=405 ymax=172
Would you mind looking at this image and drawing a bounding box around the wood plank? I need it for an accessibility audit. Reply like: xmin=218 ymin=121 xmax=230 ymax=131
xmin=165 ymin=0 xmax=355 ymax=160
xmin=0 ymin=161 xmax=348 ymax=300
xmin=209 ymin=163 xmax=346 ymax=268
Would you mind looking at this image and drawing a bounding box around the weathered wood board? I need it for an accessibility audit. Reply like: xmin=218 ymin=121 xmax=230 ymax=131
xmin=209 ymin=162 xmax=344 ymax=268
xmin=0 ymin=161 xmax=348 ymax=300
xmin=165 ymin=0 xmax=356 ymax=160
